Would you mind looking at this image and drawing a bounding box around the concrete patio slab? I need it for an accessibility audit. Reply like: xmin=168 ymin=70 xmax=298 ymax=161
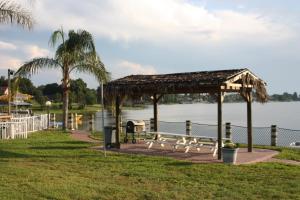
xmin=111 ymin=142 xmax=279 ymax=165
xmin=70 ymin=131 xmax=280 ymax=165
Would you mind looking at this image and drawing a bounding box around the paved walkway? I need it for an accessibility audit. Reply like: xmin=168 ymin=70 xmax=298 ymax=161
xmin=70 ymin=130 xmax=99 ymax=143
xmin=70 ymin=130 xmax=299 ymax=165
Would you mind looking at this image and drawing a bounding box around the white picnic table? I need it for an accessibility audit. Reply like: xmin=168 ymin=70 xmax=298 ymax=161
xmin=290 ymin=142 xmax=300 ymax=148
xmin=145 ymin=132 xmax=228 ymax=157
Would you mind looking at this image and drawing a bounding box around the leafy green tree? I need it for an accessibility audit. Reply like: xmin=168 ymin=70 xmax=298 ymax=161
xmin=16 ymin=28 xmax=109 ymax=130
xmin=40 ymin=83 xmax=62 ymax=102
xmin=292 ymin=92 xmax=298 ymax=101
xmin=42 ymin=83 xmax=61 ymax=95
xmin=70 ymin=78 xmax=87 ymax=108
xmin=0 ymin=76 xmax=7 ymax=86
xmin=33 ymin=89 xmax=46 ymax=106
xmin=12 ymin=77 xmax=35 ymax=95
xmin=86 ymin=89 xmax=97 ymax=105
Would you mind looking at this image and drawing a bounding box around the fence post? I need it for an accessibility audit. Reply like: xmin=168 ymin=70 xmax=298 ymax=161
xmin=186 ymin=120 xmax=191 ymax=135
xmin=32 ymin=117 xmax=35 ymax=132
xmin=25 ymin=120 xmax=28 ymax=139
xmin=150 ymin=118 xmax=154 ymax=132
xmin=74 ymin=113 xmax=78 ymax=130
xmin=225 ymin=122 xmax=231 ymax=140
xmin=68 ymin=113 xmax=74 ymax=130
xmin=119 ymin=115 xmax=122 ymax=134
xmin=11 ymin=123 xmax=15 ymax=139
xmin=271 ymin=125 xmax=277 ymax=146
xmin=89 ymin=114 xmax=94 ymax=132
xmin=50 ymin=113 xmax=56 ymax=128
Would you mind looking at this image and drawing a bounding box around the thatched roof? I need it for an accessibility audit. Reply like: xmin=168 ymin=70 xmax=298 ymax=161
xmin=105 ymin=68 xmax=268 ymax=102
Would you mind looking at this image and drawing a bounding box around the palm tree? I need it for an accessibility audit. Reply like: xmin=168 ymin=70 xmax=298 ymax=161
xmin=0 ymin=0 xmax=33 ymax=29
xmin=16 ymin=28 xmax=109 ymax=130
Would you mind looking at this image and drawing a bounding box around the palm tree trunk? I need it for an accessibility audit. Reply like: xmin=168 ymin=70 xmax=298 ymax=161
xmin=62 ymin=71 xmax=69 ymax=130
xmin=62 ymin=87 xmax=69 ymax=130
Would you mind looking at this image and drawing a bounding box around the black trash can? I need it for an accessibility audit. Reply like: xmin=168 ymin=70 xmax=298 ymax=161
xmin=104 ymin=126 xmax=116 ymax=148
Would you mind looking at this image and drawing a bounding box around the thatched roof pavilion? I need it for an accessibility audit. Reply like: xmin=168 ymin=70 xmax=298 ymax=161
xmin=104 ymin=68 xmax=268 ymax=159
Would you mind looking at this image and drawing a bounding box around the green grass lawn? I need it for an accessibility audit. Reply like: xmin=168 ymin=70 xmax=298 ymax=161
xmin=238 ymin=144 xmax=300 ymax=161
xmin=33 ymin=104 xmax=102 ymax=114
xmin=0 ymin=131 xmax=299 ymax=200
xmin=32 ymin=103 xmax=145 ymax=115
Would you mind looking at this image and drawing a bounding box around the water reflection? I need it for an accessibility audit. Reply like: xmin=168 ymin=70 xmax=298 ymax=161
xmin=54 ymin=102 xmax=300 ymax=131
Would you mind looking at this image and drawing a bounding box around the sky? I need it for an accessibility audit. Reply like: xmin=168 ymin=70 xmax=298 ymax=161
xmin=0 ymin=0 xmax=300 ymax=94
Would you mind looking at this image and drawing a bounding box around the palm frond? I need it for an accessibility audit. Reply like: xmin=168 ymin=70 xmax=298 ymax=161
xmin=71 ymin=54 xmax=110 ymax=83
xmin=0 ymin=0 xmax=34 ymax=29
xmin=49 ymin=27 xmax=65 ymax=48
xmin=67 ymin=29 xmax=96 ymax=53
xmin=15 ymin=57 xmax=62 ymax=77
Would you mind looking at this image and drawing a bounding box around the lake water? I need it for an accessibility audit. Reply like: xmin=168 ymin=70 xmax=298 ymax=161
xmin=74 ymin=102 xmax=300 ymax=146
xmin=117 ymin=102 xmax=300 ymax=129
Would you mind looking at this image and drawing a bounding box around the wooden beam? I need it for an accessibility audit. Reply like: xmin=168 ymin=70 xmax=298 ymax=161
xmin=108 ymin=85 xmax=246 ymax=97
xmin=222 ymin=83 xmax=253 ymax=91
xmin=153 ymin=94 xmax=158 ymax=132
xmin=247 ymin=90 xmax=253 ymax=152
xmin=224 ymin=70 xmax=260 ymax=84
xmin=115 ymin=96 xmax=121 ymax=149
xmin=217 ymin=90 xmax=224 ymax=160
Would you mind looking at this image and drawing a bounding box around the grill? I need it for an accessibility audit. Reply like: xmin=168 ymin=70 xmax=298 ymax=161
xmin=124 ymin=120 xmax=146 ymax=143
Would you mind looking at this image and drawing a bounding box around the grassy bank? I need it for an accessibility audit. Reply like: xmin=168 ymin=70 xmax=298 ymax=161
xmin=33 ymin=104 xmax=145 ymax=114
xmin=258 ymin=146 xmax=300 ymax=161
xmin=32 ymin=104 xmax=102 ymax=114
xmin=0 ymin=131 xmax=299 ymax=199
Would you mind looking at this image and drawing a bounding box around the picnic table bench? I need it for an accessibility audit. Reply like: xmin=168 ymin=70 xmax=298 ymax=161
xmin=145 ymin=132 xmax=227 ymax=157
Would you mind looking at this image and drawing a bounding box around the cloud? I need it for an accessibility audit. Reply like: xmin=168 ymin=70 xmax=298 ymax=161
xmin=0 ymin=54 xmax=22 ymax=69
xmin=0 ymin=41 xmax=17 ymax=50
xmin=24 ymin=45 xmax=50 ymax=59
xmin=0 ymin=41 xmax=50 ymax=70
xmin=110 ymin=60 xmax=157 ymax=79
xmin=30 ymin=0 xmax=294 ymax=45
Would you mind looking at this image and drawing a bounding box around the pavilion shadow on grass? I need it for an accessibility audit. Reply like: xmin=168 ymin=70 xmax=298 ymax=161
xmin=104 ymin=68 xmax=268 ymax=160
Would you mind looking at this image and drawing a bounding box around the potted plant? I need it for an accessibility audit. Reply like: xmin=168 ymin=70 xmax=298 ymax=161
xmin=222 ymin=140 xmax=239 ymax=164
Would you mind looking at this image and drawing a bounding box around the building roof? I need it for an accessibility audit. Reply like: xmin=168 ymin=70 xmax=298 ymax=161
xmin=104 ymin=68 xmax=268 ymax=102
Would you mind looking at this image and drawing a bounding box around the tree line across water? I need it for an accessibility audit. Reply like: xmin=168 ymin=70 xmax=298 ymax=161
xmin=1 ymin=75 xmax=298 ymax=109
xmin=0 ymin=76 xmax=100 ymax=109
xmin=159 ymin=93 xmax=300 ymax=104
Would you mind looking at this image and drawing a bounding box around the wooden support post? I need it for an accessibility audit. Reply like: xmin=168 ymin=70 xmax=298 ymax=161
xmin=217 ymin=91 xmax=224 ymax=160
xmin=247 ymin=91 xmax=253 ymax=152
xmin=150 ymin=118 xmax=154 ymax=132
xmin=115 ymin=96 xmax=121 ymax=148
xmin=153 ymin=94 xmax=158 ymax=132
xmin=89 ymin=114 xmax=94 ymax=132
xmin=186 ymin=120 xmax=191 ymax=136
xmin=225 ymin=122 xmax=231 ymax=140
xmin=51 ymin=113 xmax=56 ymax=128
xmin=271 ymin=125 xmax=277 ymax=146
xmin=68 ymin=113 xmax=74 ymax=130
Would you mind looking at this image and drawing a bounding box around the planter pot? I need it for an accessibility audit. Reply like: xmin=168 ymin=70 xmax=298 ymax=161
xmin=222 ymin=148 xmax=239 ymax=164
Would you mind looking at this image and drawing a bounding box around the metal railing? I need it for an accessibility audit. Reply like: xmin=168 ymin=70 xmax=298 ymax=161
xmin=74 ymin=115 xmax=300 ymax=147
xmin=0 ymin=114 xmax=48 ymax=140
xmin=123 ymin=119 xmax=300 ymax=147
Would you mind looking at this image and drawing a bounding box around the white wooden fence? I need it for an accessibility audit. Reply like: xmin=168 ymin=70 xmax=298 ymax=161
xmin=0 ymin=114 xmax=48 ymax=139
